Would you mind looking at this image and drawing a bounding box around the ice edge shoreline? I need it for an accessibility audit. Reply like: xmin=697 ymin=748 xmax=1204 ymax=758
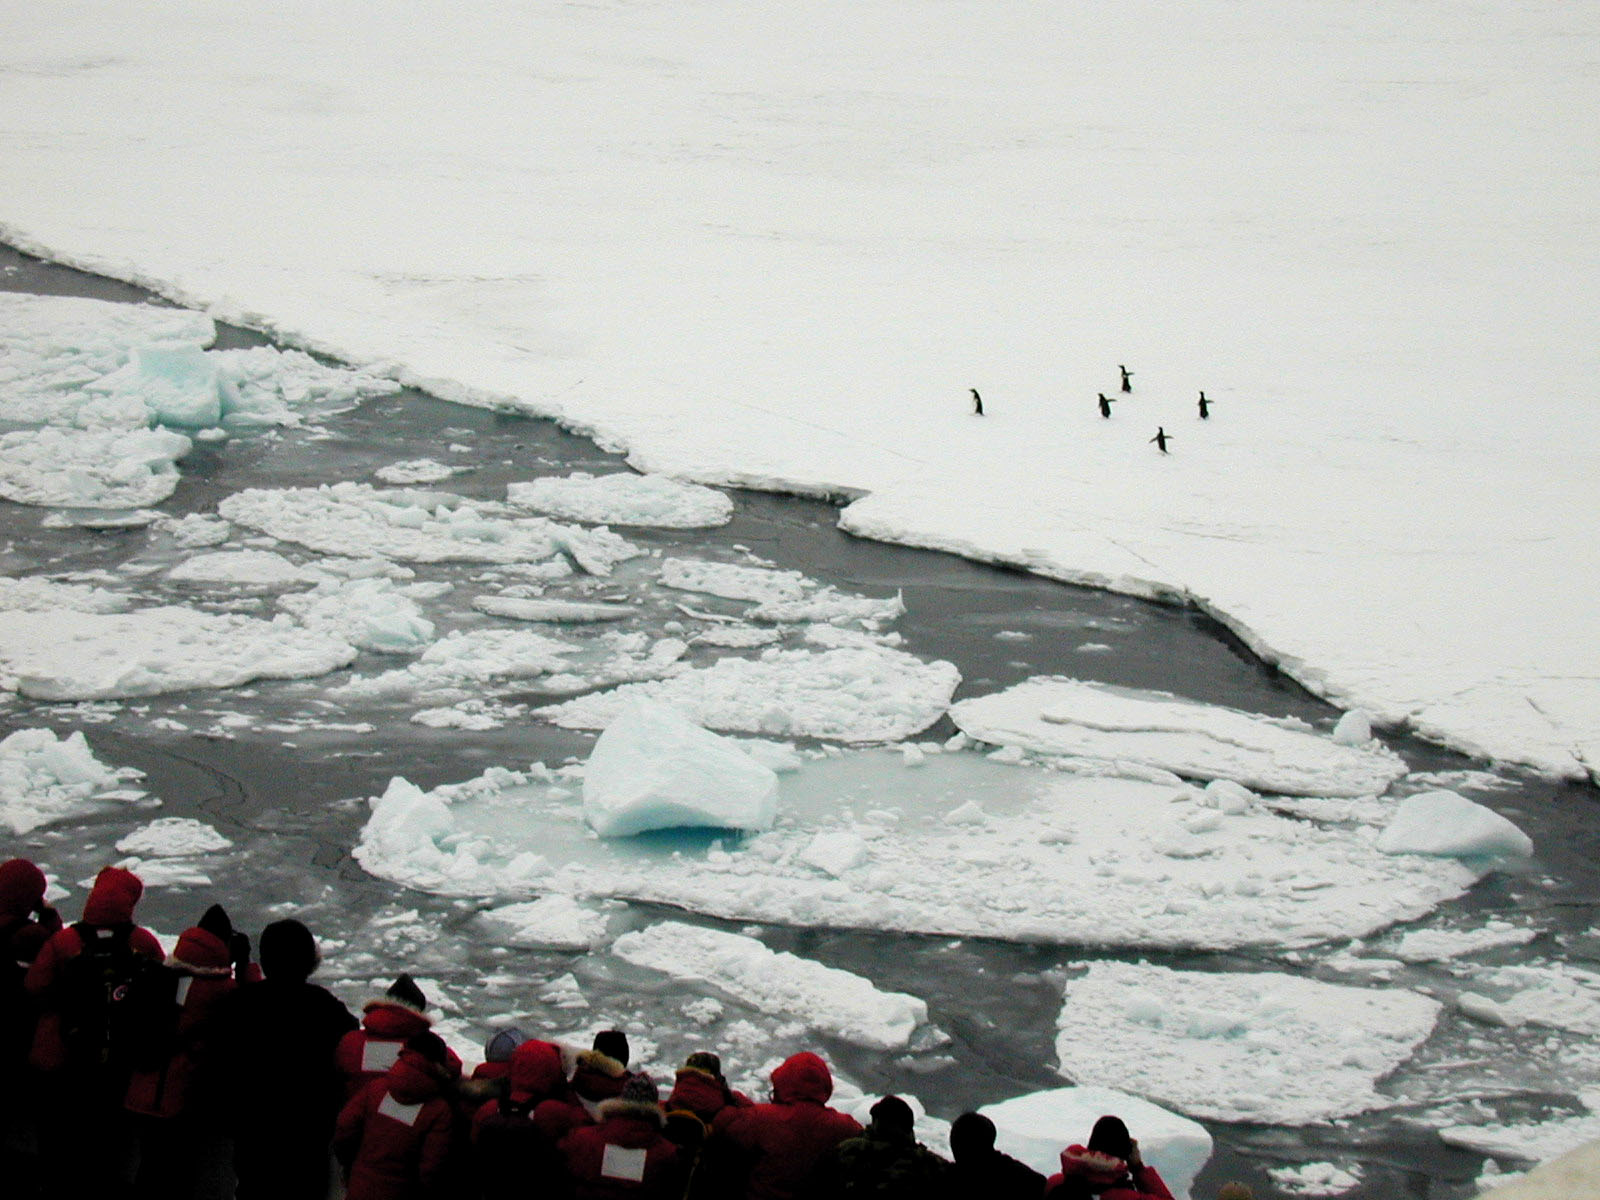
xmin=3 ymin=223 xmax=1587 ymax=788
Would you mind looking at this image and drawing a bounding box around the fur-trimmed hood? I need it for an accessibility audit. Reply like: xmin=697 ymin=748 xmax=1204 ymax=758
xmin=1060 ymin=1144 xmax=1130 ymax=1186
xmin=571 ymin=1048 xmax=629 ymax=1101
xmin=361 ymin=998 xmax=433 ymax=1038
xmin=170 ymin=926 xmax=233 ymax=976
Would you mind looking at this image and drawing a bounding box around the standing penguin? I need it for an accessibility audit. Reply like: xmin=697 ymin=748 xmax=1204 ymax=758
xmin=1119 ymin=365 xmax=1133 ymax=393
xmin=1097 ymin=393 xmax=1114 ymax=419
xmin=1150 ymin=427 xmax=1171 ymax=453
xmin=1198 ymin=391 xmax=1211 ymax=419
xmin=970 ymin=388 xmax=984 ymax=416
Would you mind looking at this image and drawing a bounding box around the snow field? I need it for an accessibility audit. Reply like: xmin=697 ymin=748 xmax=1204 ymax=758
xmin=1054 ymin=962 xmax=1442 ymax=1125
xmin=611 ymin=920 xmax=928 ymax=1051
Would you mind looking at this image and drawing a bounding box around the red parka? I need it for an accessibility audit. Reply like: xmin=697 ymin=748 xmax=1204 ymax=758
xmin=472 ymin=1038 xmax=570 ymax=1136
xmin=124 ymin=924 xmax=237 ymax=1119
xmin=334 ymin=1047 xmax=458 ymax=1200
xmin=1 ymin=858 xmax=61 ymax=1073
xmin=711 ymin=1052 xmax=862 ymax=1200
xmin=536 ymin=1048 xmax=630 ymax=1143
xmin=336 ymin=997 xmax=442 ymax=1100
xmin=561 ymin=1096 xmax=682 ymax=1199
xmin=23 ymin=866 xmax=164 ymax=1071
xmin=666 ymin=1064 xmax=751 ymax=1125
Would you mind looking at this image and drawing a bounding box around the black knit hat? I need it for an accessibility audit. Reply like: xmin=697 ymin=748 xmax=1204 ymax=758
xmin=592 ymin=1029 xmax=629 ymax=1067
xmin=386 ymin=972 xmax=427 ymax=1012
xmin=870 ymin=1095 xmax=914 ymax=1136
xmin=197 ymin=903 xmax=234 ymax=943
xmin=684 ymin=1051 xmax=722 ymax=1075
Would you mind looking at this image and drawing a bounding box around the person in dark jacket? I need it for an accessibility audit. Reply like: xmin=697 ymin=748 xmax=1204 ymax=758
xmin=335 ymin=1030 xmax=459 ymax=1200
xmin=126 ymin=905 xmax=246 ymax=1200
xmin=211 ymin=918 xmax=357 ymax=1200
xmin=337 ymin=974 xmax=461 ymax=1101
xmin=561 ymin=1072 xmax=682 ymax=1199
xmin=1043 ymin=1115 xmax=1174 ymax=1200
xmin=709 ymin=1051 xmax=862 ymax=1200
xmin=471 ymin=1038 xmax=572 ymax=1198
xmin=943 ymin=1112 xmax=1044 ymax=1199
xmin=828 ymin=1094 xmax=948 ymax=1197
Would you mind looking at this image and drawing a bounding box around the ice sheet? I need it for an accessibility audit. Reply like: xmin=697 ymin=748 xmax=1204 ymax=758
xmin=1054 ymin=961 xmax=1442 ymax=1124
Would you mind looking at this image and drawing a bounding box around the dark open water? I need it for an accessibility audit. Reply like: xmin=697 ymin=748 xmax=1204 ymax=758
xmin=4 ymin=242 xmax=1597 ymax=1197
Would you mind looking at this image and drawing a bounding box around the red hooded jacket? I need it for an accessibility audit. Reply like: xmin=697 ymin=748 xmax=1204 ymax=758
xmin=23 ymin=867 xmax=164 ymax=1071
xmin=334 ymin=1047 xmax=458 ymax=1200
xmin=535 ymin=1048 xmax=630 ymax=1144
xmin=711 ymin=1052 xmax=862 ymax=1200
xmin=471 ymin=1038 xmax=570 ymax=1136
xmin=666 ymin=1064 xmax=751 ymax=1125
xmin=336 ymin=998 xmax=440 ymax=1100
xmin=124 ymin=924 xmax=237 ymax=1119
xmin=561 ymin=1095 xmax=682 ymax=1199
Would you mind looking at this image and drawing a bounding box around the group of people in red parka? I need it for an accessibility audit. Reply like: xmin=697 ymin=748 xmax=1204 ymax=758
xmin=2 ymin=860 xmax=1203 ymax=1200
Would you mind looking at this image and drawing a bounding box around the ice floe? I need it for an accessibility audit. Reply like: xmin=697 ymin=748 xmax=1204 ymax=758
xmin=375 ymin=458 xmax=461 ymax=485
xmin=0 ymin=425 xmax=192 ymax=507
xmin=951 ymin=677 xmax=1407 ymax=797
xmin=168 ymin=549 xmax=319 ymax=588
xmin=477 ymin=895 xmax=612 ymax=951
xmin=1376 ymin=790 xmax=1534 ymax=860
xmin=0 ymin=728 xmax=146 ymax=835
xmin=0 ymin=575 xmax=130 ymax=614
xmin=537 ymin=645 xmax=959 ymax=743
xmin=472 ymin=595 xmax=637 ymax=623
xmin=610 ymin=920 xmax=927 ymax=1050
xmin=1268 ymin=1162 xmax=1363 ymax=1196
xmin=353 ymin=748 xmax=1481 ymax=948
xmin=1457 ymin=964 xmax=1600 ymax=1035
xmin=1441 ymin=1097 xmax=1600 ymax=1164
xmin=1467 ymin=1140 xmax=1600 ymax=1198
xmin=658 ymin=557 xmax=808 ymax=604
xmin=1054 ymin=962 xmax=1442 ymax=1124
xmin=582 ymin=701 xmax=778 ymax=836
xmin=979 ymin=1085 xmax=1211 ymax=1197
xmin=1390 ymin=921 xmax=1537 ymax=963
xmin=0 ymin=607 xmax=356 ymax=700
xmin=277 ymin=577 xmax=436 ymax=653
xmin=507 ymin=472 xmax=733 ymax=528
xmin=219 ymin=483 xmax=640 ymax=570
xmin=114 ymin=816 xmax=233 ymax=856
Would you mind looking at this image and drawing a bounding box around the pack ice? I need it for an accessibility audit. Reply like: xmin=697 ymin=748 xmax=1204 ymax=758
xmin=582 ymin=702 xmax=778 ymax=836
xmin=220 ymin=483 xmax=640 ymax=571
xmin=354 ymin=747 xmax=1481 ymax=949
xmin=1054 ymin=962 xmax=1442 ymax=1124
xmin=537 ymin=645 xmax=959 ymax=743
xmin=0 ymin=727 xmax=147 ymax=835
xmin=610 ymin=920 xmax=927 ymax=1051
xmin=507 ymin=472 xmax=734 ymax=528
xmin=952 ymin=678 xmax=1406 ymax=797
xmin=0 ymin=607 xmax=357 ymax=700
xmin=980 ymin=1085 xmax=1212 ymax=1199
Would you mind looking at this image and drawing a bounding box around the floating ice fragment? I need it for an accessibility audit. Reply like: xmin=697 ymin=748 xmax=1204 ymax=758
xmin=0 ymin=576 xmax=130 ymax=614
xmin=508 ymin=472 xmax=733 ymax=528
xmin=582 ymin=701 xmax=778 ymax=836
xmin=473 ymin=595 xmax=637 ymax=623
xmin=799 ymin=830 xmax=869 ymax=877
xmin=0 ymin=607 xmax=356 ymax=700
xmin=168 ymin=549 xmax=318 ymax=587
xmin=611 ymin=920 xmax=927 ymax=1050
xmin=953 ymin=677 xmax=1407 ymax=797
xmin=478 ymin=895 xmax=611 ymax=950
xmin=1332 ymin=709 xmax=1373 ymax=746
xmin=980 ymin=1085 xmax=1211 ymax=1197
xmin=0 ymin=728 xmax=147 ymax=834
xmin=538 ymin=646 xmax=960 ymax=743
xmin=116 ymin=817 xmax=233 ymax=857
xmin=1376 ymin=790 xmax=1533 ymax=860
xmin=376 ymin=458 xmax=459 ymax=485
xmin=279 ymin=577 xmax=435 ymax=653
xmin=1268 ymin=1161 xmax=1363 ymax=1196
xmin=1054 ymin=961 xmax=1441 ymax=1124
xmin=0 ymin=426 xmax=192 ymax=508
xmin=658 ymin=557 xmax=808 ymax=604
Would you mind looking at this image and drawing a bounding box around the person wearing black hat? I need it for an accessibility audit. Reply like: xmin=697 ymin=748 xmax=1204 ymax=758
xmin=942 ymin=1112 xmax=1044 ymax=1198
xmin=827 ymin=1094 xmax=949 ymax=1196
xmin=336 ymin=974 xmax=460 ymax=1102
xmin=208 ymin=919 xmax=357 ymax=1200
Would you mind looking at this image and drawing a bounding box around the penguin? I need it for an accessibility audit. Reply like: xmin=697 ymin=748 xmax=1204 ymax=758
xmin=1119 ymin=365 xmax=1133 ymax=393
xmin=970 ymin=387 xmax=984 ymax=416
xmin=1198 ymin=391 xmax=1211 ymax=420
xmin=1150 ymin=426 xmax=1171 ymax=453
xmin=1098 ymin=393 xmax=1114 ymax=419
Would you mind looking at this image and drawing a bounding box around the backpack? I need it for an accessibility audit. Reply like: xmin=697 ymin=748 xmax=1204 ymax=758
xmin=55 ymin=922 xmax=160 ymax=1071
xmin=116 ymin=957 xmax=185 ymax=1072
